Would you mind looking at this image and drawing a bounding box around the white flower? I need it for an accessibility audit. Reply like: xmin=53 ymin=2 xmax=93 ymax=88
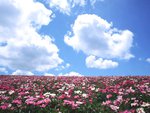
xmin=95 ymin=88 xmax=99 ymax=92
xmin=0 ymin=91 xmax=6 ymax=94
xmin=8 ymin=104 xmax=12 ymax=108
xmin=9 ymin=90 xmax=15 ymax=95
xmin=44 ymin=92 xmax=51 ymax=97
xmin=82 ymin=93 xmax=88 ymax=98
xmin=141 ymin=102 xmax=150 ymax=107
xmin=44 ymin=92 xmax=56 ymax=97
xmin=74 ymin=90 xmax=82 ymax=94
xmin=82 ymin=82 xmax=85 ymax=86
xmin=65 ymin=92 xmax=69 ymax=95
xmin=131 ymin=102 xmax=138 ymax=107
xmin=36 ymin=95 xmax=40 ymax=98
xmin=91 ymin=87 xmax=95 ymax=91
xmin=131 ymin=97 xmax=136 ymax=100
xmin=110 ymin=105 xmax=119 ymax=111
xmin=50 ymin=93 xmax=56 ymax=97
xmin=58 ymin=86 xmax=66 ymax=92
xmin=76 ymin=101 xmax=83 ymax=105
xmin=126 ymin=87 xmax=135 ymax=93
xmin=136 ymin=108 xmax=145 ymax=113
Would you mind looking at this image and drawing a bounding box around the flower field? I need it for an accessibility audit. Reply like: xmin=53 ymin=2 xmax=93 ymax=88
xmin=0 ymin=75 xmax=150 ymax=113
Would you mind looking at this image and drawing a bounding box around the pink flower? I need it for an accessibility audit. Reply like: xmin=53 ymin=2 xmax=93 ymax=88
xmin=25 ymin=96 xmax=37 ymax=105
xmin=0 ymin=105 xmax=7 ymax=110
xmin=124 ymin=98 xmax=130 ymax=104
xmin=126 ymin=87 xmax=135 ymax=93
xmin=66 ymin=94 xmax=71 ymax=98
xmin=45 ymin=98 xmax=51 ymax=103
xmin=58 ymin=94 xmax=66 ymax=100
xmin=19 ymin=92 xmax=26 ymax=96
xmin=2 ymin=96 xmax=9 ymax=100
xmin=89 ymin=99 xmax=93 ymax=104
xmin=102 ymin=100 xmax=112 ymax=105
xmin=68 ymin=88 xmax=74 ymax=95
xmin=12 ymin=99 xmax=22 ymax=105
xmin=0 ymin=103 xmax=9 ymax=110
xmin=63 ymin=100 xmax=78 ymax=109
xmin=40 ymin=104 xmax=47 ymax=108
xmin=119 ymin=110 xmax=134 ymax=113
xmin=72 ymin=103 xmax=78 ymax=109
xmin=113 ymin=96 xmax=123 ymax=106
xmin=36 ymin=100 xmax=43 ymax=105
xmin=136 ymin=108 xmax=145 ymax=113
xmin=63 ymin=100 xmax=72 ymax=105
xmin=26 ymin=101 xmax=35 ymax=105
xmin=35 ymin=98 xmax=50 ymax=106
xmin=74 ymin=95 xmax=79 ymax=99
xmin=113 ymin=100 xmax=120 ymax=106
xmin=110 ymin=105 xmax=119 ymax=111
xmin=106 ymin=94 xmax=112 ymax=99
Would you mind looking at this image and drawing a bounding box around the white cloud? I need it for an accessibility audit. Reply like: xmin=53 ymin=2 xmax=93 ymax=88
xmin=48 ymin=0 xmax=103 ymax=15
xmin=48 ymin=0 xmax=86 ymax=15
xmin=86 ymin=55 xmax=118 ymax=69
xmin=55 ymin=63 xmax=70 ymax=71
xmin=90 ymin=0 xmax=104 ymax=6
xmin=64 ymin=14 xmax=134 ymax=60
xmin=146 ymin=58 xmax=150 ymax=63
xmin=66 ymin=63 xmax=71 ymax=68
xmin=48 ymin=0 xmax=71 ymax=15
xmin=44 ymin=73 xmax=55 ymax=76
xmin=90 ymin=0 xmax=97 ymax=6
xmin=0 ymin=67 xmax=8 ymax=74
xmin=0 ymin=0 xmax=63 ymax=72
xmin=12 ymin=70 xmax=34 ymax=75
xmin=59 ymin=71 xmax=83 ymax=76
xmin=64 ymin=14 xmax=134 ymax=69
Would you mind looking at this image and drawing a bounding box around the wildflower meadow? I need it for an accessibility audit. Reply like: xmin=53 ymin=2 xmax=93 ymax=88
xmin=0 ymin=75 xmax=149 ymax=113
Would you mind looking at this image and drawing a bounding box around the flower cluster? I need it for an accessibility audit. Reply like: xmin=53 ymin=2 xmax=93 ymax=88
xmin=0 ymin=75 xmax=149 ymax=113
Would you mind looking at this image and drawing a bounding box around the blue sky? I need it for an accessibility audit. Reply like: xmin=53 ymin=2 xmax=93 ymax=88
xmin=0 ymin=0 xmax=150 ymax=76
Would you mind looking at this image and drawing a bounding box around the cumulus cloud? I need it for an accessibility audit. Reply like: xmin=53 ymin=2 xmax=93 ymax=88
xmin=59 ymin=71 xmax=83 ymax=76
xmin=64 ymin=14 xmax=134 ymax=69
xmin=0 ymin=0 xmax=63 ymax=72
xmin=86 ymin=55 xmax=118 ymax=69
xmin=0 ymin=67 xmax=8 ymax=74
xmin=48 ymin=0 xmax=86 ymax=15
xmin=47 ymin=0 xmax=103 ymax=15
xmin=146 ymin=58 xmax=150 ymax=63
xmin=12 ymin=70 xmax=34 ymax=75
xmin=65 ymin=14 xmax=134 ymax=60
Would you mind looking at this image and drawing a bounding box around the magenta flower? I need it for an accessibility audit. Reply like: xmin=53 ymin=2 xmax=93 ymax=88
xmin=43 ymin=98 xmax=51 ymax=104
xmin=106 ymin=94 xmax=112 ymax=99
xmin=58 ymin=94 xmax=66 ymax=99
xmin=0 ymin=103 xmax=9 ymax=110
xmin=12 ymin=99 xmax=22 ymax=105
